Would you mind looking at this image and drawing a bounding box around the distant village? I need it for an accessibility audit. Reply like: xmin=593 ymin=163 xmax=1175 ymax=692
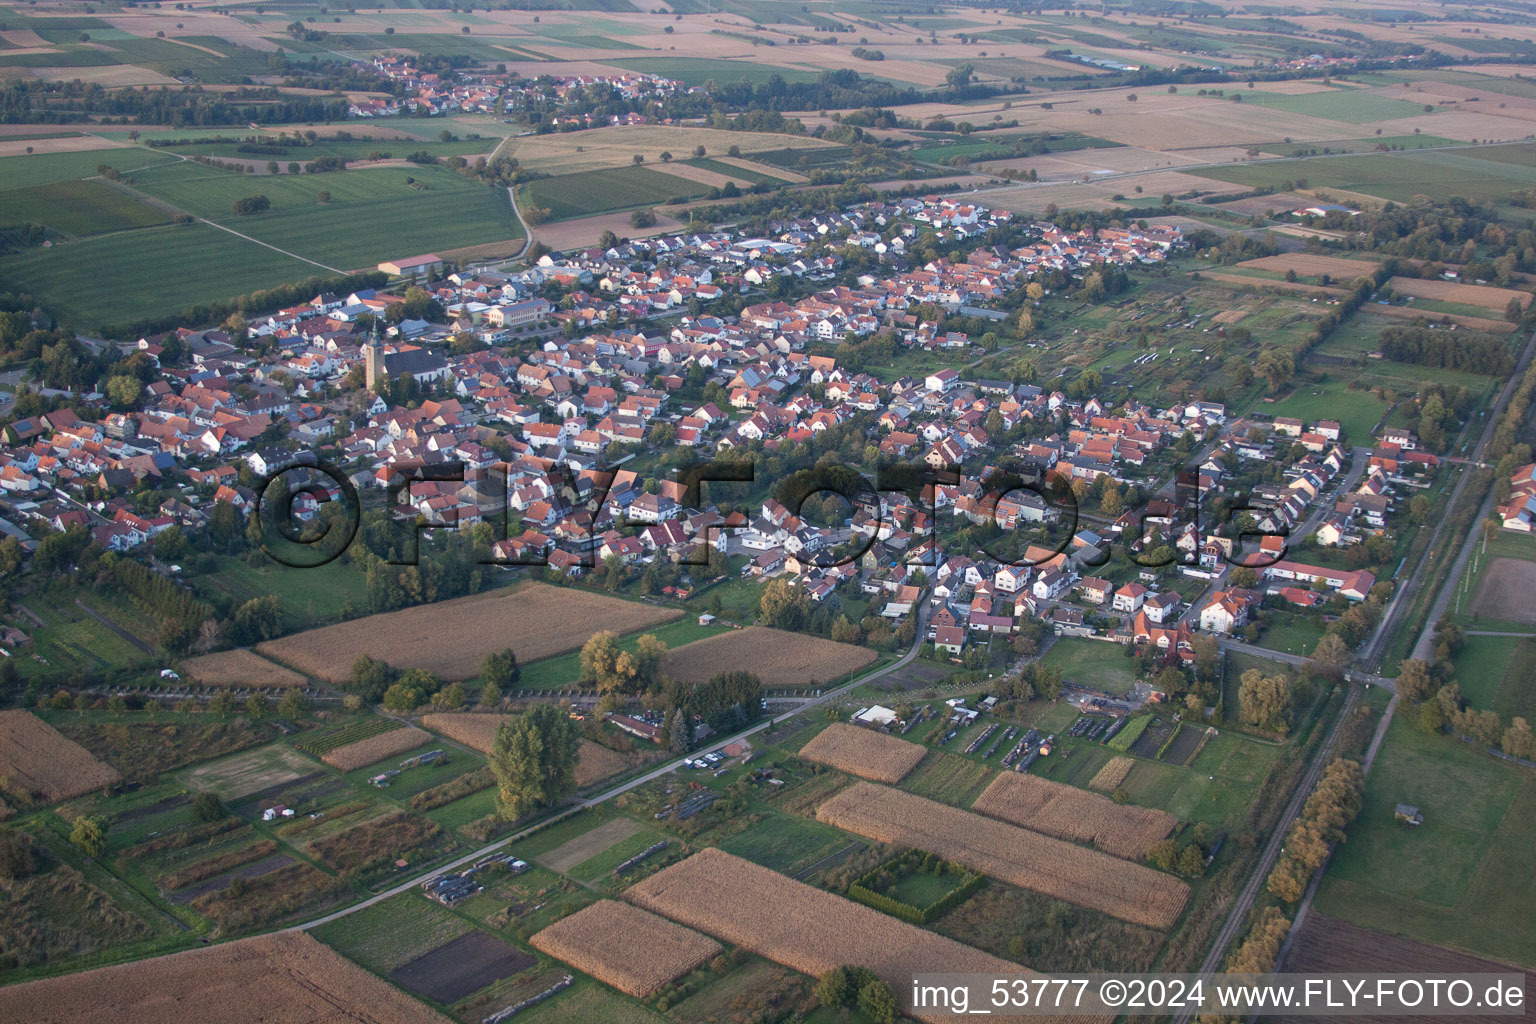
xmin=350 ymin=59 xmax=689 ymax=121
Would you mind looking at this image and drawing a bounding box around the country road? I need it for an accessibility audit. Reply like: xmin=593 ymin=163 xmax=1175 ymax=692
xmin=291 ymin=603 xmax=931 ymax=932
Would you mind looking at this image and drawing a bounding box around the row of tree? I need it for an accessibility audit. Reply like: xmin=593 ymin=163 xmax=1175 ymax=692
xmin=1266 ymin=757 xmax=1365 ymax=903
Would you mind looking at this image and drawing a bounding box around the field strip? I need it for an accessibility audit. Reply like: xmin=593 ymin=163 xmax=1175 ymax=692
xmin=817 ymin=781 xmax=1189 ymax=929
xmin=538 ymin=816 xmax=641 ymax=874
xmin=716 ymin=155 xmax=805 ymax=183
xmin=626 ymin=849 xmax=1110 ymax=1024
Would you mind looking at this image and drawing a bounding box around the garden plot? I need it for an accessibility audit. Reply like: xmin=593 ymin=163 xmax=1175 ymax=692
xmin=390 ymin=930 xmax=536 ymax=1005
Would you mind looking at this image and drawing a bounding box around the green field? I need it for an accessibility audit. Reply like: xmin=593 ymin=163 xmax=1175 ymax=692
xmin=520 ymin=165 xmax=710 ymax=221
xmin=1236 ymin=88 xmax=1436 ymax=123
xmin=0 ymin=220 xmax=329 ymax=329
xmin=1194 ymin=145 xmax=1536 ymax=204
xmin=0 ymin=179 xmax=172 ymax=237
xmin=901 ymin=751 xmax=996 ymax=805
xmin=719 ymin=812 xmax=851 ymax=874
xmin=1316 ymin=716 xmax=1536 ymax=967
xmin=0 ymin=148 xmax=180 ymax=191
xmin=1040 ymin=636 xmax=1138 ymax=695
xmin=130 ymin=163 xmax=519 ymax=269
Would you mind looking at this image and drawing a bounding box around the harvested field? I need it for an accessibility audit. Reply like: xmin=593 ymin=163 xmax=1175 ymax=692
xmin=181 ymin=649 xmax=307 ymax=688
xmin=628 ymin=849 xmax=1107 ymax=1024
xmin=797 ymin=723 xmax=926 ymax=784
xmin=1372 ymin=302 xmax=1518 ymax=334
xmin=1387 ymin=276 xmax=1532 ymax=312
xmin=1210 ymin=309 xmax=1248 ymax=325
xmin=391 ymin=930 xmax=535 ymax=1005
xmin=1277 ymin=914 xmax=1525 ymax=1023
xmin=662 ymin=627 xmax=875 ymax=689
xmin=321 ymin=725 xmax=431 ymax=772
xmin=530 ymin=900 xmax=721 ymax=996
xmin=648 ymin=161 xmax=750 ymax=190
xmin=496 ymin=125 xmax=832 ymax=175
xmin=258 ymin=583 xmax=678 ymax=683
xmin=1237 ymin=253 xmax=1382 ymax=279
xmin=425 ymin=713 xmax=632 ymax=786
xmin=0 ymin=931 xmax=450 ymax=1024
xmin=971 ymin=773 xmax=1176 ymax=861
xmin=817 ymin=783 xmax=1188 ymax=929
xmin=1470 ymin=558 xmax=1536 ymax=626
xmin=1088 ymin=756 xmax=1135 ymax=792
xmin=1204 ymin=272 xmax=1348 ymax=297
xmin=538 ymin=816 xmax=641 ymax=874
xmin=0 ymin=710 xmax=121 ymax=804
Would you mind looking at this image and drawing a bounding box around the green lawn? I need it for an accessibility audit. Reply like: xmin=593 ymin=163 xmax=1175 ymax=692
xmin=1041 ymin=636 xmax=1138 ymax=695
xmin=1452 ymin=635 xmax=1520 ymax=711
xmin=1494 ymin=637 xmax=1536 ymax=727
xmin=1316 ymin=716 xmax=1536 ymax=967
xmin=1260 ymin=382 xmax=1388 ymax=445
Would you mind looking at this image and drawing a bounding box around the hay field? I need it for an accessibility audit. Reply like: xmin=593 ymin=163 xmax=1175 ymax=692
xmin=497 ymin=125 xmax=833 ymax=175
xmin=530 ymin=900 xmax=720 ymax=996
xmin=1387 ymin=276 xmax=1532 ymax=311
xmin=626 ymin=849 xmax=1107 ymax=1024
xmin=322 ymin=726 xmax=431 ymax=772
xmin=0 ymin=710 xmax=121 ymax=803
xmin=257 ymin=583 xmax=678 ymax=683
xmin=181 ymin=649 xmax=308 ymax=689
xmin=648 ymin=162 xmax=750 ymax=190
xmin=423 ymin=715 xmax=632 ymax=788
xmin=797 ymin=723 xmax=926 ymax=784
xmin=1238 ymin=253 xmax=1382 ymax=279
xmin=971 ymin=773 xmax=1176 ymax=861
xmin=0 ymin=931 xmax=449 ymax=1024
xmin=1088 ymin=756 xmax=1135 ymax=792
xmin=817 ymin=782 xmax=1188 ymax=929
xmin=662 ymin=627 xmax=875 ymax=689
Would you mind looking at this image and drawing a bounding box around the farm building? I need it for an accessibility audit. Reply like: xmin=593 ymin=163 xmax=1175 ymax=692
xmin=1395 ymin=803 xmax=1423 ymax=826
